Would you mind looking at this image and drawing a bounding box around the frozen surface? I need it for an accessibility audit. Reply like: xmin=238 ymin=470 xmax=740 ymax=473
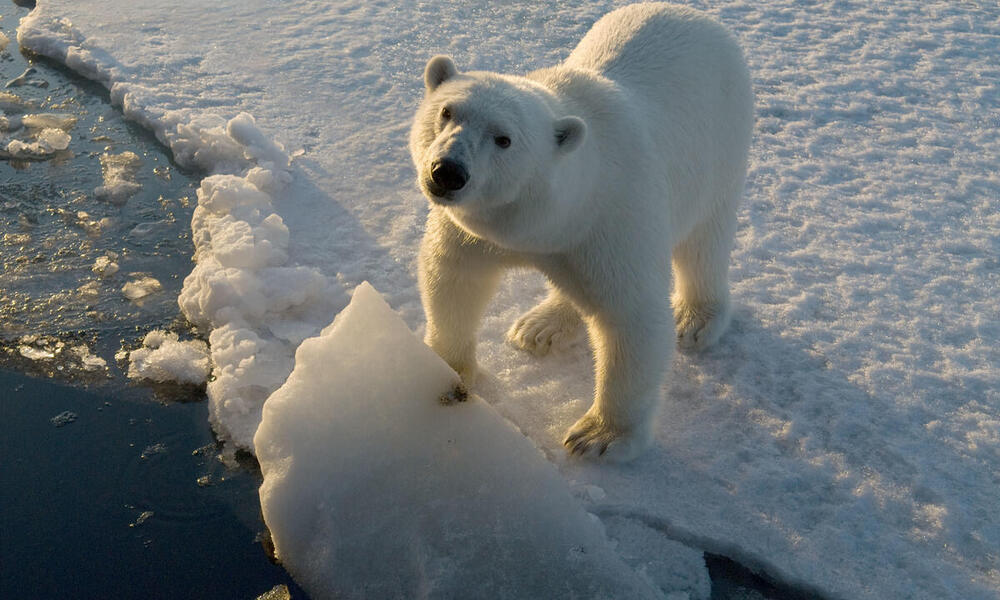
xmin=16 ymin=1 xmax=1000 ymax=599
xmin=255 ymin=282 xmax=686 ymax=599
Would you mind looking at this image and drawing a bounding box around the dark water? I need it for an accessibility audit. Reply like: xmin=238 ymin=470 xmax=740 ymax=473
xmin=0 ymin=2 xmax=811 ymax=599
xmin=0 ymin=3 xmax=303 ymax=598
xmin=0 ymin=368 xmax=304 ymax=599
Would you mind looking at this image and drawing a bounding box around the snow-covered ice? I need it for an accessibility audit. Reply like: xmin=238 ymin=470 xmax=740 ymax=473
xmin=255 ymin=282 xmax=686 ymax=599
xmin=16 ymin=1 xmax=1000 ymax=598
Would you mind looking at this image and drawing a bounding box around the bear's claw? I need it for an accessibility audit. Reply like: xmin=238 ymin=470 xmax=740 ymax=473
xmin=674 ymin=299 xmax=731 ymax=352
xmin=563 ymin=413 xmax=644 ymax=461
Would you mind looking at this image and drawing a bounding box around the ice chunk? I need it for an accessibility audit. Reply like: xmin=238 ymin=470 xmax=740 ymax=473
xmin=140 ymin=442 xmax=167 ymax=459
xmin=21 ymin=112 xmax=78 ymax=131
xmin=5 ymin=67 xmax=36 ymax=87
xmin=70 ymin=344 xmax=107 ymax=371
xmin=92 ymin=254 xmax=119 ymax=277
xmin=0 ymin=31 xmax=9 ymax=52
xmin=127 ymin=330 xmax=211 ymax=385
xmin=0 ymin=91 xmax=34 ymax=113
xmin=38 ymin=128 xmax=71 ymax=150
xmin=4 ymin=128 xmax=71 ymax=159
xmin=121 ymin=276 xmax=162 ymax=300
xmin=0 ymin=114 xmax=21 ymax=131
xmin=19 ymin=345 xmax=55 ymax=360
xmin=255 ymin=283 xmax=666 ymax=599
xmin=50 ymin=411 xmax=78 ymax=427
xmin=255 ymin=585 xmax=290 ymax=600
xmin=130 ymin=511 xmax=154 ymax=527
xmin=94 ymin=151 xmax=142 ymax=204
xmin=128 ymin=220 xmax=167 ymax=240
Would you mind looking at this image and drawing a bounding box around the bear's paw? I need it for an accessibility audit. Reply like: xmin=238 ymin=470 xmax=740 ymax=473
xmin=507 ymin=298 xmax=582 ymax=356
xmin=673 ymin=299 xmax=731 ymax=352
xmin=564 ymin=412 xmax=650 ymax=462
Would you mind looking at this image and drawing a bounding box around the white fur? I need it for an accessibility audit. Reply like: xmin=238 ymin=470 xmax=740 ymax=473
xmin=410 ymin=3 xmax=753 ymax=461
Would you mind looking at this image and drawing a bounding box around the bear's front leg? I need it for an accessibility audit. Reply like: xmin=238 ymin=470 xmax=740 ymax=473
xmin=564 ymin=303 xmax=673 ymax=462
xmin=419 ymin=209 xmax=505 ymax=385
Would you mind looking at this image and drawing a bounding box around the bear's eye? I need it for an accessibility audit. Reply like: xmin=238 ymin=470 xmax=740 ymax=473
xmin=441 ymin=107 xmax=451 ymax=120
xmin=494 ymin=135 xmax=511 ymax=149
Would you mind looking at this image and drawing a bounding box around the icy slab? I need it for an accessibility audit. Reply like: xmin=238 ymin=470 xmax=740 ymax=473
xmin=4 ymin=127 xmax=71 ymax=159
xmin=127 ymin=330 xmax=211 ymax=385
xmin=121 ymin=275 xmax=162 ymax=300
xmin=50 ymin=411 xmax=78 ymax=427
xmin=94 ymin=151 xmax=142 ymax=204
xmin=21 ymin=112 xmax=77 ymax=130
xmin=255 ymin=283 xmax=681 ymax=599
xmin=70 ymin=344 xmax=107 ymax=371
xmin=91 ymin=254 xmax=119 ymax=277
xmin=19 ymin=345 xmax=54 ymax=360
xmin=255 ymin=585 xmax=290 ymax=600
xmin=0 ymin=91 xmax=34 ymax=112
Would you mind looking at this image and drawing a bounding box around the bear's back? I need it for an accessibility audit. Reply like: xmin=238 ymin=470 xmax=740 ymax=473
xmin=565 ymin=3 xmax=748 ymax=108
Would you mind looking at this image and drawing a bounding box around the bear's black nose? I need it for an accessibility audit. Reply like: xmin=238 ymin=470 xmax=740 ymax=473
xmin=430 ymin=159 xmax=468 ymax=192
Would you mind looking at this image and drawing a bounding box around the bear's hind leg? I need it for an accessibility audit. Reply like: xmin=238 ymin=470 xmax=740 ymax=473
xmin=507 ymin=286 xmax=583 ymax=356
xmin=671 ymin=209 xmax=737 ymax=351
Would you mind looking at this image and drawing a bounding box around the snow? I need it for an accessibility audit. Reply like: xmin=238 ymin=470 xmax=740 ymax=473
xmin=175 ymin=143 xmax=348 ymax=447
xmin=255 ymin=282 xmax=684 ymax=599
xmin=15 ymin=1 xmax=1000 ymax=599
xmin=126 ymin=330 xmax=211 ymax=385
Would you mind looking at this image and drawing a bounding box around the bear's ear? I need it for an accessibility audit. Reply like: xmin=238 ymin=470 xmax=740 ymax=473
xmin=424 ymin=55 xmax=458 ymax=92
xmin=554 ymin=116 xmax=587 ymax=154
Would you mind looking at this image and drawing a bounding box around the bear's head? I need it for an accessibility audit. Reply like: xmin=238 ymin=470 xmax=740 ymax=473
xmin=410 ymin=56 xmax=586 ymax=235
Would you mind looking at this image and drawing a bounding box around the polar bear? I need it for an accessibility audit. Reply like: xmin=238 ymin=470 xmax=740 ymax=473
xmin=410 ymin=3 xmax=753 ymax=461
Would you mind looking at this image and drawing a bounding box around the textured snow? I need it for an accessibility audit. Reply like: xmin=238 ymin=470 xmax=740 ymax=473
xmin=256 ymin=282 xmax=683 ymax=599
xmin=16 ymin=1 xmax=1000 ymax=599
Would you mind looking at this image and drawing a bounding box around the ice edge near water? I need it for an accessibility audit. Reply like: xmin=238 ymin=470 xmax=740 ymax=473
xmin=13 ymin=8 xmax=710 ymax=599
xmin=18 ymin=6 xmax=347 ymax=450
